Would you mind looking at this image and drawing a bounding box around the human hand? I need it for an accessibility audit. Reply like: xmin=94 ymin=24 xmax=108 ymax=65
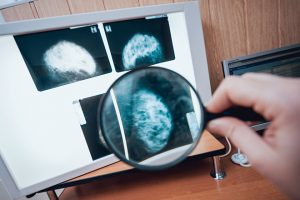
xmin=206 ymin=73 xmax=300 ymax=199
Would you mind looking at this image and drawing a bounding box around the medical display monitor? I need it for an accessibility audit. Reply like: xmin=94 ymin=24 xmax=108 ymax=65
xmin=0 ymin=2 xmax=211 ymax=199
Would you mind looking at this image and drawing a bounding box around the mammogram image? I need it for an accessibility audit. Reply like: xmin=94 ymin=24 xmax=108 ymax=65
xmin=104 ymin=16 xmax=175 ymax=72
xmin=79 ymin=94 xmax=112 ymax=160
xmin=15 ymin=25 xmax=111 ymax=91
xmin=101 ymin=69 xmax=194 ymax=162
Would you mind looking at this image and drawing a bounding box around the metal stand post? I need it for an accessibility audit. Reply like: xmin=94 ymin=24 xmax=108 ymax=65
xmin=210 ymin=156 xmax=226 ymax=180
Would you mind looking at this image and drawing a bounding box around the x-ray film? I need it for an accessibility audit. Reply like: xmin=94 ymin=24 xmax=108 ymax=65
xmin=102 ymin=71 xmax=194 ymax=162
xmin=79 ymin=94 xmax=111 ymax=160
xmin=15 ymin=25 xmax=111 ymax=91
xmin=104 ymin=16 xmax=175 ymax=72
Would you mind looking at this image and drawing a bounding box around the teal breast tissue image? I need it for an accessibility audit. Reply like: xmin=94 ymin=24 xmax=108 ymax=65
xmin=104 ymin=16 xmax=175 ymax=72
xmin=122 ymin=33 xmax=163 ymax=70
xmin=14 ymin=25 xmax=111 ymax=91
xmin=101 ymin=70 xmax=195 ymax=162
xmin=132 ymin=89 xmax=173 ymax=154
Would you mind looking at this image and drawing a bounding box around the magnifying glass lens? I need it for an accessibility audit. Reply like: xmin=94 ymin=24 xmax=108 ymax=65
xmin=99 ymin=67 xmax=204 ymax=170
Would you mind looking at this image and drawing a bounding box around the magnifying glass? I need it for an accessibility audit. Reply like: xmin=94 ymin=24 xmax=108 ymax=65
xmin=97 ymin=67 xmax=264 ymax=170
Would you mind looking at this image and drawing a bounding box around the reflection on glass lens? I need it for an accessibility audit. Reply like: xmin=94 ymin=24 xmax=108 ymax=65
xmin=100 ymin=67 xmax=203 ymax=169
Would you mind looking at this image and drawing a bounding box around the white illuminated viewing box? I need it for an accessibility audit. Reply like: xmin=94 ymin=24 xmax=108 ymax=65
xmin=0 ymin=2 xmax=211 ymax=199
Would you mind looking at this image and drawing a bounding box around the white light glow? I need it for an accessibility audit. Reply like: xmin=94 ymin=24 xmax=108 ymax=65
xmin=43 ymin=40 xmax=97 ymax=78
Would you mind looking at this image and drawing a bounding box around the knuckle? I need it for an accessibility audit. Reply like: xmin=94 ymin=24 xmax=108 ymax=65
xmin=223 ymin=76 xmax=238 ymax=91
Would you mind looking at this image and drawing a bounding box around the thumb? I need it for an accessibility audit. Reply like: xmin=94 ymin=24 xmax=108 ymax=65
xmin=207 ymin=117 xmax=274 ymax=169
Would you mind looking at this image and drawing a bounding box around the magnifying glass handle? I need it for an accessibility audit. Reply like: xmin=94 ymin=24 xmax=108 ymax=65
xmin=206 ymin=106 xmax=266 ymax=122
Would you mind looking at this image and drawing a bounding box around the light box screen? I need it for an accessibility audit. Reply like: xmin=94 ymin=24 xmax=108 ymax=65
xmin=0 ymin=8 xmax=208 ymax=197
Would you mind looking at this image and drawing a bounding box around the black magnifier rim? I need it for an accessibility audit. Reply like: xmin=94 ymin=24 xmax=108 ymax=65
xmin=97 ymin=66 xmax=205 ymax=170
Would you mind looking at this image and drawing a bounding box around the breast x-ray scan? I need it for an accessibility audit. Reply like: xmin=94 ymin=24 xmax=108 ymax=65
xmin=14 ymin=25 xmax=112 ymax=91
xmin=104 ymin=16 xmax=175 ymax=72
xmin=101 ymin=70 xmax=194 ymax=162
xmin=79 ymin=94 xmax=111 ymax=160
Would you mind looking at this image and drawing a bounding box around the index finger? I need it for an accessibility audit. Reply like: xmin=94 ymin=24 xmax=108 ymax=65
xmin=206 ymin=75 xmax=272 ymax=120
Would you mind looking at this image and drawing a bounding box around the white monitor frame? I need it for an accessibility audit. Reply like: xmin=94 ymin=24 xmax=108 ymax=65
xmin=0 ymin=1 xmax=211 ymax=199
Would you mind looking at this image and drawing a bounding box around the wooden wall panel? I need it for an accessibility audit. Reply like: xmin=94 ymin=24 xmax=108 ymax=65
xmin=30 ymin=2 xmax=39 ymax=18
xmin=279 ymin=0 xmax=300 ymax=46
xmin=207 ymin=0 xmax=247 ymax=91
xmin=103 ymin=0 xmax=139 ymax=10
xmin=67 ymin=0 xmax=105 ymax=14
xmin=199 ymin=0 xmax=217 ymax=91
xmin=245 ymin=0 xmax=279 ymax=54
xmin=1 ymin=3 xmax=36 ymax=22
xmin=34 ymin=0 xmax=70 ymax=18
xmin=139 ymin=0 xmax=173 ymax=6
